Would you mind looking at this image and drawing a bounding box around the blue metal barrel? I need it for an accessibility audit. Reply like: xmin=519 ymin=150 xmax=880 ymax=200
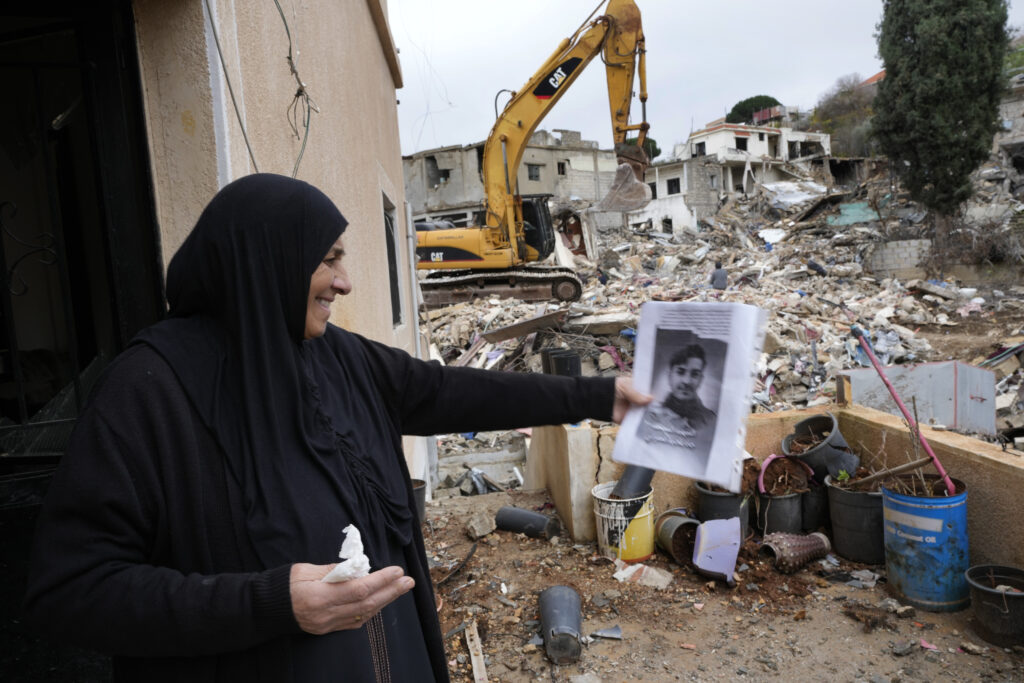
xmin=882 ymin=476 xmax=969 ymax=612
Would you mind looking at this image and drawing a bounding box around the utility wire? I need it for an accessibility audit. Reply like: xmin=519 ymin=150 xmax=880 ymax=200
xmin=274 ymin=0 xmax=319 ymax=178
xmin=203 ymin=0 xmax=259 ymax=172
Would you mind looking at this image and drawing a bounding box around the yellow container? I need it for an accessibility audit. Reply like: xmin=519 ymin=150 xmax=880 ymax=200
xmin=592 ymin=481 xmax=655 ymax=562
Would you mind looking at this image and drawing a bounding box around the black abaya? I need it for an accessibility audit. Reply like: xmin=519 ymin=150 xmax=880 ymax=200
xmin=23 ymin=174 xmax=616 ymax=681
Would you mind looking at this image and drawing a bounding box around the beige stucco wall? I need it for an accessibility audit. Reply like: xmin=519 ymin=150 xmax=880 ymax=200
xmin=132 ymin=0 xmax=416 ymax=352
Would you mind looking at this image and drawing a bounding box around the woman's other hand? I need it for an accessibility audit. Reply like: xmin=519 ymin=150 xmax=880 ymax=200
xmin=290 ymin=564 xmax=414 ymax=634
xmin=612 ymin=376 xmax=652 ymax=423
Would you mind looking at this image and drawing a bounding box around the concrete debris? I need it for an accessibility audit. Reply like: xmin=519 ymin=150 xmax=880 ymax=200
xmin=423 ymin=164 xmax=1024 ymax=495
xmin=466 ymin=511 xmax=496 ymax=540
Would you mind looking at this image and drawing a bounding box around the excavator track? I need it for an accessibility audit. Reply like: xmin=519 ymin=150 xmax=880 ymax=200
xmin=419 ymin=267 xmax=583 ymax=308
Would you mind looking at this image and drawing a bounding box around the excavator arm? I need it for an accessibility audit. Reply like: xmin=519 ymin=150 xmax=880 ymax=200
xmin=414 ymin=0 xmax=649 ymax=305
xmin=480 ymin=0 xmax=649 ymax=256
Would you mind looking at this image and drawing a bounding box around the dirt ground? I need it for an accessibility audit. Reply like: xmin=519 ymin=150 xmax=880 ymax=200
xmin=426 ymin=490 xmax=1023 ymax=683
xmin=913 ymin=306 xmax=1024 ymax=363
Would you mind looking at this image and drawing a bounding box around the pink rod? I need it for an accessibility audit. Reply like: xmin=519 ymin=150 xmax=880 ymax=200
xmin=852 ymin=326 xmax=955 ymax=496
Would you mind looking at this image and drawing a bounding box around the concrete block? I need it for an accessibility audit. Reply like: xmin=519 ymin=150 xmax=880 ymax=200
xmin=525 ymin=423 xmax=599 ymax=541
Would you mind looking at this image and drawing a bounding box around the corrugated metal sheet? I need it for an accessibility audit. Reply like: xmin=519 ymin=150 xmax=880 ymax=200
xmin=840 ymin=361 xmax=996 ymax=435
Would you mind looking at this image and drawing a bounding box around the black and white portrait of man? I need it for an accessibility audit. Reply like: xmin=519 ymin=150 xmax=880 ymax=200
xmin=637 ymin=333 xmax=723 ymax=462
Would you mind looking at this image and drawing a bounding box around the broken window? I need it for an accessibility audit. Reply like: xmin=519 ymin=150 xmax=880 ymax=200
xmin=425 ymin=155 xmax=450 ymax=187
xmin=801 ymin=141 xmax=825 ymax=157
xmin=557 ymin=161 xmax=567 ymax=176
xmin=735 ymin=137 xmax=748 ymax=151
xmin=694 ymin=141 xmax=706 ymax=157
xmin=527 ymin=164 xmax=542 ymax=181
xmin=709 ymin=174 xmax=718 ymax=189
xmin=648 ymin=182 xmax=657 ymax=200
xmin=758 ymin=133 xmax=765 ymax=141
xmin=383 ymin=199 xmax=402 ymax=326
xmin=667 ymin=178 xmax=680 ymax=195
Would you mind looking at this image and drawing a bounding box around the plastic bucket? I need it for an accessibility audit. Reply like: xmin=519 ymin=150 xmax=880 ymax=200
xmin=694 ymin=481 xmax=750 ymax=541
xmin=883 ymin=475 xmax=969 ymax=612
xmin=965 ymin=565 xmax=1024 ymax=647
xmin=826 ymin=477 xmax=885 ymax=564
xmin=592 ymin=481 xmax=654 ymax=562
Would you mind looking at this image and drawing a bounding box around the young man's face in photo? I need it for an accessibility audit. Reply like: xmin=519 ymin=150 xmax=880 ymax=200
xmin=668 ymin=357 xmax=704 ymax=401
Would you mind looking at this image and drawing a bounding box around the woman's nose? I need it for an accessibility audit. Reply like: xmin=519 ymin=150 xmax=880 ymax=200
xmin=333 ymin=272 xmax=352 ymax=295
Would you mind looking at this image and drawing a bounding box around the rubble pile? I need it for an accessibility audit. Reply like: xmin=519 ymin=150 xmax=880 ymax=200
xmin=421 ymin=169 xmax=1024 ymax=474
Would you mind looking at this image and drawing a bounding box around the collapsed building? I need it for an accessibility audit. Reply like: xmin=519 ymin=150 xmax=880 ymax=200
xmin=628 ymin=119 xmax=833 ymax=237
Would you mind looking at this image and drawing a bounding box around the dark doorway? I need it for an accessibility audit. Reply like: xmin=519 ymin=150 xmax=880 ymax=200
xmin=1 ymin=2 xmax=161 ymax=679
xmin=0 ymin=1 xmax=161 ymax=478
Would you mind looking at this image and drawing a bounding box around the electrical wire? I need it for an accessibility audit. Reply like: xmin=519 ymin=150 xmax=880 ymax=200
xmin=274 ymin=0 xmax=319 ymax=178
xmin=203 ymin=0 xmax=259 ymax=172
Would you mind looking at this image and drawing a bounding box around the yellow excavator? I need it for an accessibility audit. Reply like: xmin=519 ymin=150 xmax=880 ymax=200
xmin=415 ymin=0 xmax=651 ymax=306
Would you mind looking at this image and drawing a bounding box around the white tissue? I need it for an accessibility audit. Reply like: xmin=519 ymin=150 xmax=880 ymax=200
xmin=321 ymin=524 xmax=371 ymax=583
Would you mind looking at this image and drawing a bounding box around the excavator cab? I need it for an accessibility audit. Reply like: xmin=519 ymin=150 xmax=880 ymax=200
xmin=520 ymin=195 xmax=556 ymax=262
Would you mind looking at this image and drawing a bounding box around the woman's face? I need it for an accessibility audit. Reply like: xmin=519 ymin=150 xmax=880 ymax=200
xmin=304 ymin=236 xmax=352 ymax=339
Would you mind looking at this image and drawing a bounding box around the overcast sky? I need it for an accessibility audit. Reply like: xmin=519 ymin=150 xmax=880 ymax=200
xmin=386 ymin=0 xmax=1024 ymax=158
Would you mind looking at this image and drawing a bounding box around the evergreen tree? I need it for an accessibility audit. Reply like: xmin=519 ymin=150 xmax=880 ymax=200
xmin=813 ymin=74 xmax=875 ymax=157
xmin=873 ymin=0 xmax=1008 ymax=216
xmin=625 ymin=136 xmax=661 ymax=161
xmin=726 ymin=95 xmax=781 ymax=124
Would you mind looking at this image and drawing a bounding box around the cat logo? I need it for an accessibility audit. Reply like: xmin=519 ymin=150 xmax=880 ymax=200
xmin=547 ymin=67 xmax=567 ymax=90
xmin=533 ymin=57 xmax=582 ymax=100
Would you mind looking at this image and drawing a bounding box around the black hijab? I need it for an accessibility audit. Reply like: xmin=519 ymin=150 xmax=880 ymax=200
xmin=135 ymin=174 xmax=412 ymax=569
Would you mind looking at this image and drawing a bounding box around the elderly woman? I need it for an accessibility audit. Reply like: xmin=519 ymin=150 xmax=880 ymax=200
xmin=24 ymin=174 xmax=648 ymax=682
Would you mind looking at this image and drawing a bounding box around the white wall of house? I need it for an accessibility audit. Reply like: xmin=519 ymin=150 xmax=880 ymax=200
xmin=677 ymin=124 xmax=830 ymax=163
xmin=628 ymin=161 xmax=696 ymax=237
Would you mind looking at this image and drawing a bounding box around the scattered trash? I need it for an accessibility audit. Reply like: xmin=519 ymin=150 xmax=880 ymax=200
xmin=692 ymin=517 xmax=741 ymax=586
xmin=847 ymin=569 xmax=881 ymax=589
xmin=612 ymin=559 xmax=674 ymax=589
xmin=591 ymin=625 xmax=623 ymax=640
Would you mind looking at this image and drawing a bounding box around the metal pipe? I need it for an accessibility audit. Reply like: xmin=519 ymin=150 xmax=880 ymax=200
xmin=850 ymin=325 xmax=955 ymax=496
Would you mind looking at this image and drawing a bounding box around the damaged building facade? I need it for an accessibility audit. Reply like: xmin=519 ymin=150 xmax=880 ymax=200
xmin=628 ymin=121 xmax=833 ymax=237
xmin=403 ymin=129 xmax=630 ymax=257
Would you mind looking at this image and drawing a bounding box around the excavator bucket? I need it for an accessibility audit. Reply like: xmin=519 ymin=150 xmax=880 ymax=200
xmin=591 ymin=163 xmax=652 ymax=212
xmin=591 ymin=142 xmax=651 ymax=213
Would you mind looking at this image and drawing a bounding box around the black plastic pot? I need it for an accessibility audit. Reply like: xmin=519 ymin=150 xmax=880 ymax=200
xmin=966 ymin=565 xmax=1024 ymax=647
xmin=825 ymin=476 xmax=885 ymax=564
xmin=694 ymin=481 xmax=750 ymax=541
xmin=539 ymin=585 xmax=582 ymax=664
xmin=782 ymin=412 xmax=859 ymax=482
xmin=542 ymin=349 xmax=581 ymax=377
xmin=801 ymin=483 xmax=829 ymax=532
xmin=495 ymin=505 xmax=560 ymax=540
xmin=756 ymin=491 xmax=802 ymax=535
xmin=611 ymin=466 xmax=656 ymax=500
